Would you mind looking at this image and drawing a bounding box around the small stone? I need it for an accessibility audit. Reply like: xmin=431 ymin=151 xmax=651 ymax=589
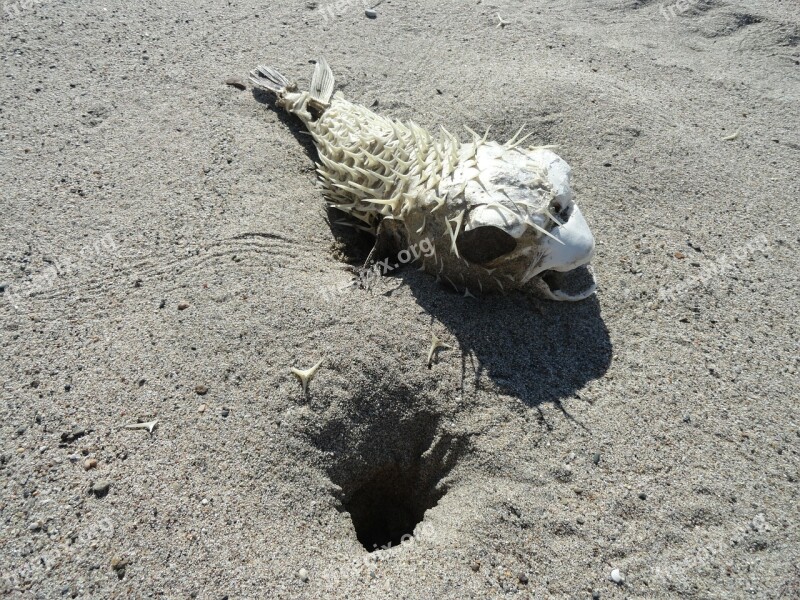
xmin=201 ymin=498 xmax=209 ymax=505
xmin=592 ymin=592 xmax=601 ymax=600
xmin=470 ymin=562 xmax=480 ymax=572
xmin=111 ymin=556 xmax=128 ymax=571
xmin=674 ymin=251 xmax=686 ymax=259
xmin=221 ymin=407 xmax=229 ymax=418
xmin=610 ymin=568 xmax=624 ymax=584
xmin=553 ymin=465 xmax=573 ymax=482
xmin=365 ymin=8 xmax=377 ymax=18
xmin=178 ymin=301 xmax=190 ymax=310
xmin=638 ymin=492 xmax=647 ymax=500
xmin=83 ymin=458 xmax=98 ymax=470
xmin=298 ymin=568 xmax=309 ymax=582
xmin=224 ymin=76 xmax=246 ymax=90
xmin=28 ymin=520 xmax=41 ymax=532
xmin=91 ymin=480 xmax=110 ymax=497
xmin=194 ymin=385 xmax=208 ymax=396
xmin=683 ymin=414 xmax=691 ymax=423
xmin=197 ymin=404 xmax=207 ymax=414
xmin=61 ymin=425 xmax=88 ymax=444
xmin=592 ymin=452 xmax=601 ymax=465
xmin=518 ymin=573 xmax=528 ymax=584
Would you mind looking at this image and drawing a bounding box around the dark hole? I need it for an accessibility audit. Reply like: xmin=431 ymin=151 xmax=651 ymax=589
xmin=343 ymin=462 xmax=443 ymax=552
xmin=308 ymin=102 xmax=324 ymax=122
xmin=326 ymin=206 xmax=375 ymax=264
xmin=315 ymin=408 xmax=465 ymax=555
xmin=456 ymin=225 xmax=516 ymax=265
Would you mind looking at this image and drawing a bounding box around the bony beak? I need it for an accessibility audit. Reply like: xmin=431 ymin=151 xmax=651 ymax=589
xmin=521 ymin=204 xmax=595 ymax=285
xmin=541 ymin=204 xmax=595 ymax=273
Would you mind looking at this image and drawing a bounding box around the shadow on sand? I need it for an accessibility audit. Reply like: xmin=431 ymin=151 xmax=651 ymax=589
xmin=399 ymin=269 xmax=612 ymax=413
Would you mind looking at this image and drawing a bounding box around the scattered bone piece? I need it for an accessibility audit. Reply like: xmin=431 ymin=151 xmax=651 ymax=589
xmin=123 ymin=420 xmax=158 ymax=433
xmin=427 ymin=334 xmax=451 ymax=367
xmin=722 ymin=130 xmax=740 ymax=141
xmin=291 ymin=359 xmax=323 ymax=394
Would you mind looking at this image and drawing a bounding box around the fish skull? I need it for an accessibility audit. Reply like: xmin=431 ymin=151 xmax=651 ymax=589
xmin=413 ymin=142 xmax=596 ymax=300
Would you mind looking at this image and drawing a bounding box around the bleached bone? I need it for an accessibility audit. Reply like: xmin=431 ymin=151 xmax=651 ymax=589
xmin=249 ymin=59 xmax=597 ymax=301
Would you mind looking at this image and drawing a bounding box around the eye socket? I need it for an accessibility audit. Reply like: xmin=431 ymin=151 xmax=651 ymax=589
xmin=457 ymin=226 xmax=517 ymax=265
xmin=549 ymin=200 xmax=571 ymax=222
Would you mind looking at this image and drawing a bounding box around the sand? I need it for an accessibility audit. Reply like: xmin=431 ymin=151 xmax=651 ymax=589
xmin=1 ymin=0 xmax=798 ymax=598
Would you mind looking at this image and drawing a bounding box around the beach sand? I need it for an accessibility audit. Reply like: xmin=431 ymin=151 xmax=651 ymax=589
xmin=1 ymin=0 xmax=798 ymax=597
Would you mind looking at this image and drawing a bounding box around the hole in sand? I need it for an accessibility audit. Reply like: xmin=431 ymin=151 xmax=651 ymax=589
xmin=344 ymin=460 xmax=444 ymax=552
xmin=310 ymin=400 xmax=466 ymax=553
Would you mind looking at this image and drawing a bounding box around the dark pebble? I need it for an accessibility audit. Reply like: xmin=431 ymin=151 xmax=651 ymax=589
xmin=194 ymin=385 xmax=208 ymax=396
xmin=221 ymin=407 xmax=229 ymax=418
xmin=91 ymin=480 xmax=110 ymax=498
xmin=60 ymin=426 xmax=88 ymax=444
xmin=225 ymin=76 xmax=247 ymax=90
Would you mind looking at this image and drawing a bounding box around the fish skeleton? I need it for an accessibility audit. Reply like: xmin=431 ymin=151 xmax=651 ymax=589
xmin=249 ymin=58 xmax=596 ymax=301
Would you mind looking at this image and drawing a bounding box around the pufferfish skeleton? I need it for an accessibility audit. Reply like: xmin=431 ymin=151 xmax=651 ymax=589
xmin=249 ymin=58 xmax=597 ymax=301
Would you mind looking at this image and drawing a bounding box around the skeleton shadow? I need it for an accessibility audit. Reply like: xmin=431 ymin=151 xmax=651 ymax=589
xmin=399 ymin=268 xmax=612 ymax=415
xmin=252 ymin=88 xmax=612 ymax=413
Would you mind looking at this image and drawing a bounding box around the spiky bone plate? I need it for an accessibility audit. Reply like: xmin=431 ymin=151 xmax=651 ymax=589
xmin=249 ymin=59 xmax=597 ymax=301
